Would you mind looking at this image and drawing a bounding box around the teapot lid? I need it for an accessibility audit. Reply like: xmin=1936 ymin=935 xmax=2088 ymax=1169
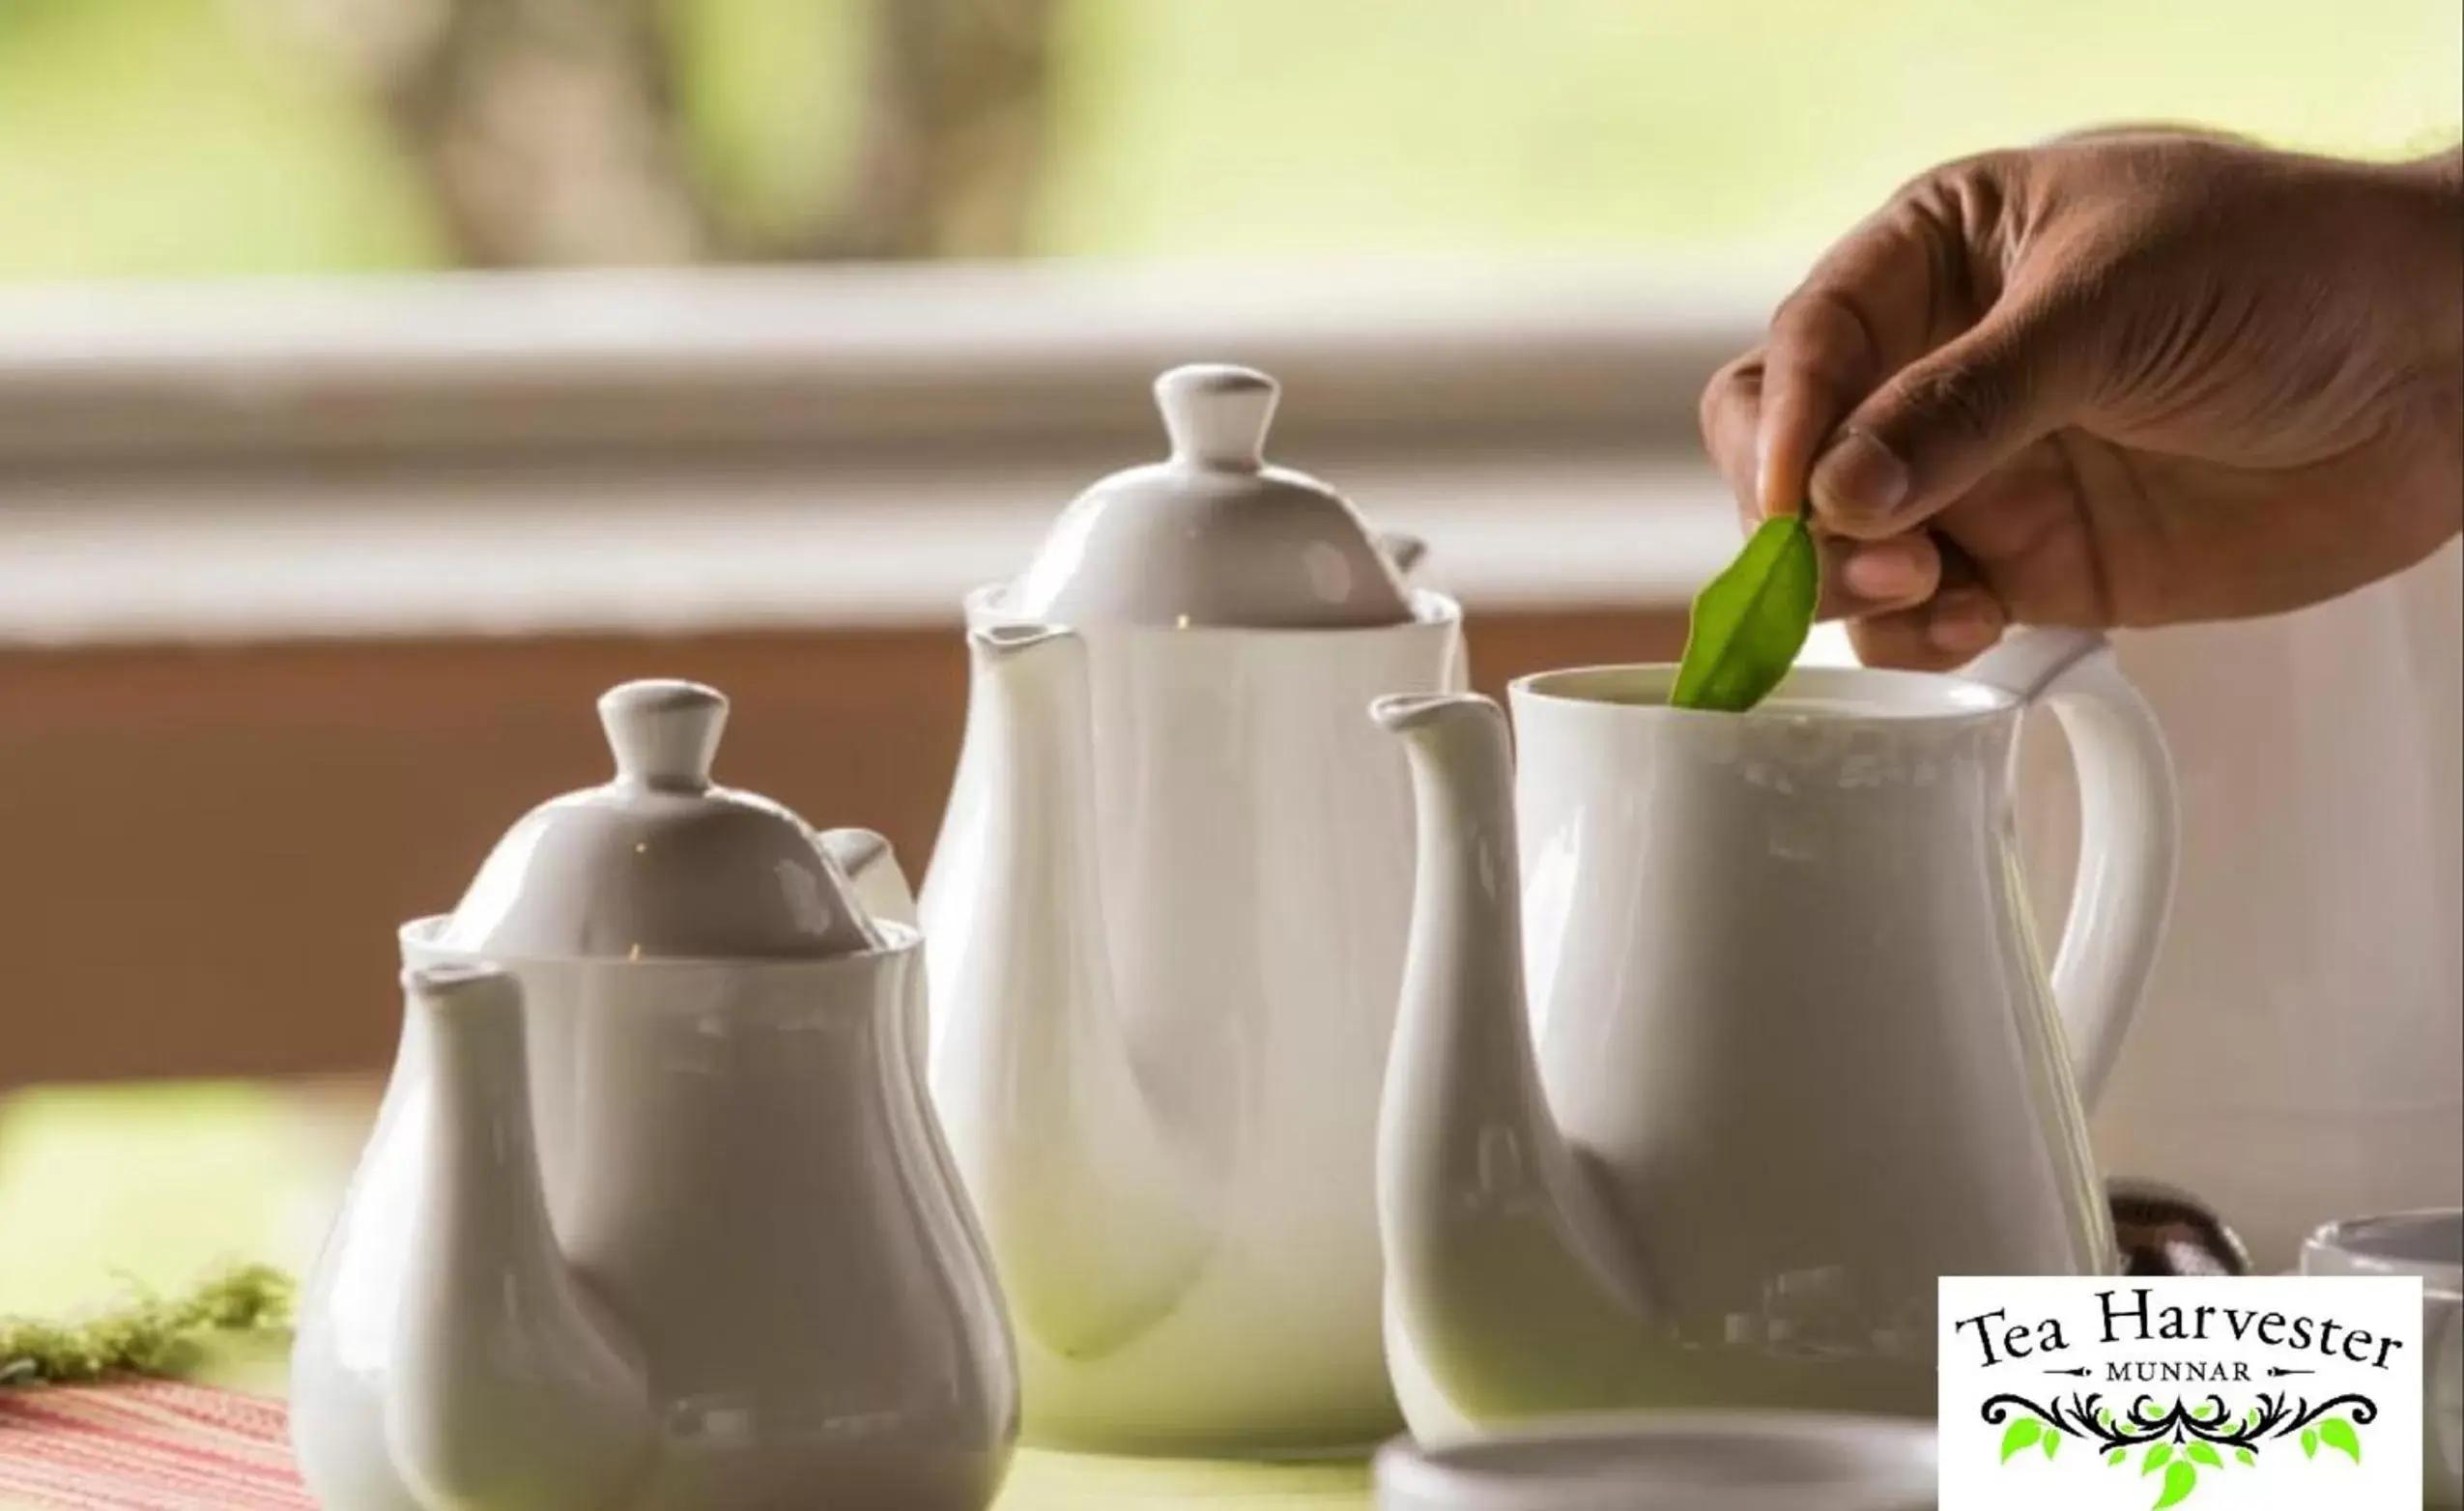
xmin=1000 ymin=363 xmax=1418 ymax=628
xmin=432 ymin=680 xmax=883 ymax=960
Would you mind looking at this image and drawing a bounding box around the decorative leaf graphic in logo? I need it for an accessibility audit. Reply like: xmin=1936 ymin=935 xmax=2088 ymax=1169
xmin=2001 ymin=1417 xmax=2043 ymax=1463
xmin=1985 ymin=1389 xmax=2377 ymax=1505
xmin=2319 ymin=1415 xmax=2363 ymax=1464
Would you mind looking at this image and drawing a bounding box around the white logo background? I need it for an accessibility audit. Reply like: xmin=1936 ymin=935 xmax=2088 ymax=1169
xmin=1939 ymin=1276 xmax=2422 ymax=1509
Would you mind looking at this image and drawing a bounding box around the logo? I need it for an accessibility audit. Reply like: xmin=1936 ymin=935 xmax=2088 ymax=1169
xmin=1939 ymin=1276 xmax=2423 ymax=1508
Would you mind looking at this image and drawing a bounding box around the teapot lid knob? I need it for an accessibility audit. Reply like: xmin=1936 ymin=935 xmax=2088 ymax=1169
xmin=599 ymin=679 xmax=727 ymax=792
xmin=435 ymin=679 xmax=886 ymax=960
xmin=1155 ymin=363 xmax=1277 ymax=470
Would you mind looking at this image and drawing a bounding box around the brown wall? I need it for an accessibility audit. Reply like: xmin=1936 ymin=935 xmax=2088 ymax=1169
xmin=0 ymin=608 xmax=1682 ymax=1090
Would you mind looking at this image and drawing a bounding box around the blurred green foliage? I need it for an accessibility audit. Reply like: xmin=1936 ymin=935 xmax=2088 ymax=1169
xmin=0 ymin=0 xmax=2455 ymax=281
xmin=0 ymin=1083 xmax=319 ymax=1314
xmin=0 ymin=0 xmax=437 ymax=276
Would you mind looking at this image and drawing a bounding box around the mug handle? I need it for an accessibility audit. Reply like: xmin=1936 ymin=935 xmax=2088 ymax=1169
xmin=1961 ymin=629 xmax=2180 ymax=1109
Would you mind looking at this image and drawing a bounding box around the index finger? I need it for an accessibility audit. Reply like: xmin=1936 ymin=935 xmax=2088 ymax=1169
xmin=1754 ymin=188 xmax=1974 ymax=520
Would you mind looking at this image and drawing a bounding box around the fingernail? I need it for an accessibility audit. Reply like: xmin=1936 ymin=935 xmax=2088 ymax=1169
xmin=1928 ymin=594 xmax=2003 ymax=655
xmin=1842 ymin=545 xmax=1927 ymax=602
xmin=1811 ymin=431 xmax=1910 ymax=520
xmin=1752 ymin=431 xmax=1776 ymax=515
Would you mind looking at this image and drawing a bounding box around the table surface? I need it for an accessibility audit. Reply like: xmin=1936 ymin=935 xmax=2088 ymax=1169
xmin=0 ymin=1081 xmax=1379 ymax=1508
xmin=0 ymin=1353 xmax=1377 ymax=1509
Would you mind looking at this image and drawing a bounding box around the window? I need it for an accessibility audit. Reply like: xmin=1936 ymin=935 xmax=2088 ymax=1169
xmin=0 ymin=0 xmax=2454 ymax=1330
xmin=2 ymin=0 xmax=2452 ymax=281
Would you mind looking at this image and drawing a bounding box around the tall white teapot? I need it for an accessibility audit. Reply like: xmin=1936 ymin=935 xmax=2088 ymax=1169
xmin=919 ymin=364 xmax=1467 ymax=1453
xmin=291 ymin=681 xmax=1018 ymax=1511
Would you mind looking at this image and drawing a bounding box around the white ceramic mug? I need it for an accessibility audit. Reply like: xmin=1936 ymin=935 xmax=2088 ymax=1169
xmin=2299 ymin=1209 xmax=2464 ymax=1507
xmin=1373 ymin=1413 xmax=1936 ymax=1511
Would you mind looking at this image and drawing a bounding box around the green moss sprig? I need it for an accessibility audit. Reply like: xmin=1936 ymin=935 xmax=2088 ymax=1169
xmin=0 ymin=1263 xmax=295 ymax=1387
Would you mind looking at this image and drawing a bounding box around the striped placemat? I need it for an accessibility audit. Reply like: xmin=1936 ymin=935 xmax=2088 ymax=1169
xmin=0 ymin=1380 xmax=1374 ymax=1509
xmin=0 ymin=1381 xmax=307 ymax=1510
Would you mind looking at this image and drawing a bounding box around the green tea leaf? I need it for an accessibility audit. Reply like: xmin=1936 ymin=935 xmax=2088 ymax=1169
xmin=2044 ymin=1429 xmax=2061 ymax=1460
xmin=2107 ymin=1449 xmax=2129 ymax=1467
xmin=2151 ymin=1461 xmax=2199 ymax=1509
xmin=1669 ymin=514 xmax=1820 ymax=712
xmin=2000 ymin=1417 xmax=2044 ymax=1463
xmin=2234 ymin=1448 xmax=2254 ymax=1466
xmin=2320 ymin=1416 xmax=2361 ymax=1464
xmin=2186 ymin=1442 xmax=2222 ymax=1468
xmin=2142 ymin=1442 xmax=2172 ymax=1474
xmin=2301 ymin=1428 xmax=2319 ymax=1459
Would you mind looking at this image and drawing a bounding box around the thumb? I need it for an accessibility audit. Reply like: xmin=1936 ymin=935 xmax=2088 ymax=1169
xmin=1808 ymin=292 xmax=2095 ymax=539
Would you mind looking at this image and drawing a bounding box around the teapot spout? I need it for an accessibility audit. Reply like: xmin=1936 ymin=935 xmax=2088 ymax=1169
xmin=386 ymin=965 xmax=653 ymax=1511
xmin=1371 ymin=694 xmax=1657 ymax=1426
xmin=930 ymin=624 xmax=1213 ymax=1360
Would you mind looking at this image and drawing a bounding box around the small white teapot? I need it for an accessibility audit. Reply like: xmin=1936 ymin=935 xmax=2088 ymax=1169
xmin=919 ymin=364 xmax=1465 ymax=1453
xmin=291 ymin=680 xmax=1018 ymax=1511
xmin=1370 ymin=630 xmax=2178 ymax=1442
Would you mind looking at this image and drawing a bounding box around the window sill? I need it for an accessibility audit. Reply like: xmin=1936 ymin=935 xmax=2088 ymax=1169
xmin=0 ymin=262 xmax=1773 ymax=644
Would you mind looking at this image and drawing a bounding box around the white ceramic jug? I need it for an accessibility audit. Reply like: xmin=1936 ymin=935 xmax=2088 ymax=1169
xmin=1369 ymin=629 xmax=2177 ymax=1442
xmin=291 ymin=680 xmax=1018 ymax=1511
xmin=919 ymin=364 xmax=1466 ymax=1454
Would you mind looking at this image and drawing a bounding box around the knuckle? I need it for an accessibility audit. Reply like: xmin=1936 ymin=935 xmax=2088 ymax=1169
xmin=1768 ymin=287 xmax=1877 ymax=390
xmin=1698 ymin=356 xmax=1763 ymax=436
xmin=1898 ymin=157 xmax=2021 ymax=302
xmin=1894 ymin=358 xmax=2015 ymax=447
xmin=1899 ymin=154 xmax=2016 ymax=228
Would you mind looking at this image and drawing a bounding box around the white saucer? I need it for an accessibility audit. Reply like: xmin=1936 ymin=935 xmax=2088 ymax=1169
xmin=2299 ymin=1209 xmax=2464 ymax=1508
xmin=1373 ymin=1411 xmax=1937 ymax=1511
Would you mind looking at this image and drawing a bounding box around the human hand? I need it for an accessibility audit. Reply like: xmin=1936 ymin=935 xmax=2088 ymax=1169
xmin=1700 ymin=129 xmax=2463 ymax=670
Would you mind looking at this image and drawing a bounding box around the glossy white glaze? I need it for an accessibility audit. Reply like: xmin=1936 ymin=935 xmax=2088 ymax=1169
xmin=295 ymin=924 xmax=1019 ymax=1511
xmin=373 ymin=965 xmax=655 ymax=1511
xmin=433 ymin=679 xmax=882 ymax=960
xmin=919 ymin=585 xmax=1466 ymax=1454
xmin=2302 ymin=1209 xmax=2463 ymax=1289
xmin=999 ymin=363 xmax=1417 ymax=629
xmin=291 ymin=686 xmax=1017 ymax=1511
xmin=1372 ymin=629 xmax=2178 ymax=1442
xmin=2300 ymin=1209 xmax=2464 ymax=1506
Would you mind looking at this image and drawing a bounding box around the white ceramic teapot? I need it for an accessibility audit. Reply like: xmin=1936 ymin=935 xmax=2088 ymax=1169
xmin=291 ymin=680 xmax=1018 ymax=1511
xmin=1368 ymin=629 xmax=2177 ymax=1443
xmin=918 ymin=363 xmax=1466 ymax=1454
